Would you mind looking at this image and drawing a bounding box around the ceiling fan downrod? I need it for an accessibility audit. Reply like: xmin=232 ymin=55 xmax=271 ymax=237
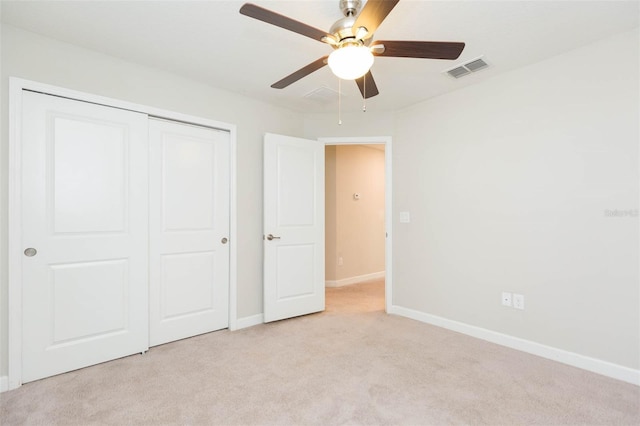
xmin=340 ymin=0 xmax=361 ymax=17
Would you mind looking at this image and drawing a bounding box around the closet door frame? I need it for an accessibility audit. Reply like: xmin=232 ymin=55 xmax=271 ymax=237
xmin=7 ymin=77 xmax=238 ymax=391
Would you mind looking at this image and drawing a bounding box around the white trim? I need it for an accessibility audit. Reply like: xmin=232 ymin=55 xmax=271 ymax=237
xmin=8 ymin=79 xmax=24 ymax=391
xmin=228 ymin=125 xmax=238 ymax=332
xmin=8 ymin=77 xmax=238 ymax=390
xmin=325 ymin=271 xmax=385 ymax=288
xmin=235 ymin=314 xmax=264 ymax=330
xmin=390 ymin=305 xmax=640 ymax=386
xmin=318 ymin=136 xmax=392 ymax=314
xmin=0 ymin=376 xmax=8 ymax=393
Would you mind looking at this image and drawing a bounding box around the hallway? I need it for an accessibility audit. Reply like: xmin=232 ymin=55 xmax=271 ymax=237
xmin=325 ymin=279 xmax=385 ymax=314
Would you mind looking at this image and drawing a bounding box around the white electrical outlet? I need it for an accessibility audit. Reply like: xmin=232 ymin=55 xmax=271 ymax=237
xmin=502 ymin=292 xmax=512 ymax=307
xmin=338 ymin=257 xmax=343 ymax=266
xmin=513 ymin=293 xmax=525 ymax=310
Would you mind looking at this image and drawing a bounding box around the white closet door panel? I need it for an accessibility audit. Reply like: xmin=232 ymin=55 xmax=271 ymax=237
xmin=21 ymin=91 xmax=149 ymax=383
xmin=149 ymin=119 xmax=229 ymax=346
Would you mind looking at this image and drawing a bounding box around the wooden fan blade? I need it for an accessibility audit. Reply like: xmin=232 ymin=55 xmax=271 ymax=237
xmin=240 ymin=3 xmax=330 ymax=42
xmin=353 ymin=0 xmax=400 ymax=39
xmin=271 ymin=56 xmax=329 ymax=89
xmin=355 ymin=71 xmax=379 ymax=99
xmin=372 ymin=40 xmax=465 ymax=60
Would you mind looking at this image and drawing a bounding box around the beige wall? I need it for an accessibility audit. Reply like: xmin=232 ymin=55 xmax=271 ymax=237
xmin=325 ymin=145 xmax=385 ymax=282
xmin=0 ymin=25 xmax=304 ymax=376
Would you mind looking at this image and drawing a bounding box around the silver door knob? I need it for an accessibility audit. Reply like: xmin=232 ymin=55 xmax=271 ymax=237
xmin=24 ymin=248 xmax=37 ymax=257
xmin=266 ymin=234 xmax=281 ymax=241
xmin=221 ymin=237 xmax=228 ymax=244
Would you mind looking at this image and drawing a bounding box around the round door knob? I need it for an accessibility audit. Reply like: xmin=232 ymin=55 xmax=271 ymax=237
xmin=24 ymin=248 xmax=37 ymax=257
xmin=221 ymin=237 xmax=228 ymax=244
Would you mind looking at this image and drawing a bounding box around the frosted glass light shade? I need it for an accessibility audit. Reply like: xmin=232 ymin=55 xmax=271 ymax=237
xmin=328 ymin=45 xmax=374 ymax=80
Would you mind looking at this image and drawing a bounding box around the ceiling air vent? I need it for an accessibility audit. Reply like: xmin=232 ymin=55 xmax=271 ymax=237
xmin=445 ymin=56 xmax=489 ymax=79
xmin=447 ymin=66 xmax=470 ymax=78
xmin=303 ymin=86 xmax=342 ymax=104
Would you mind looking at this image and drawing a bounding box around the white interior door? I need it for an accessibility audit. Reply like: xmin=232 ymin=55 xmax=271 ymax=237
xmin=21 ymin=91 xmax=149 ymax=383
xmin=149 ymin=119 xmax=230 ymax=346
xmin=263 ymin=133 xmax=324 ymax=322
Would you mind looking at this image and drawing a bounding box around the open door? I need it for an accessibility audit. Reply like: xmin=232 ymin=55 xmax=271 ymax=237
xmin=263 ymin=133 xmax=325 ymax=322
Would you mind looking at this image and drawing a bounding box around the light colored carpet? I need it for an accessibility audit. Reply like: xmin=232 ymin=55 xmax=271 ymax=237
xmin=1 ymin=279 xmax=638 ymax=425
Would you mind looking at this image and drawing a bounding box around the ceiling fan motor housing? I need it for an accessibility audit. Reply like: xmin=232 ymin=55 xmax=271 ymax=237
xmin=329 ymin=16 xmax=359 ymax=42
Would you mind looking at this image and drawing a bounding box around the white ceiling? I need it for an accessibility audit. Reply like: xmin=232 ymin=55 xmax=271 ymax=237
xmin=2 ymin=1 xmax=638 ymax=113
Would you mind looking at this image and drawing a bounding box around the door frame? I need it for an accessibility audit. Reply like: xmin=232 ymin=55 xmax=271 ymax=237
xmin=7 ymin=77 xmax=238 ymax=390
xmin=318 ymin=136 xmax=392 ymax=313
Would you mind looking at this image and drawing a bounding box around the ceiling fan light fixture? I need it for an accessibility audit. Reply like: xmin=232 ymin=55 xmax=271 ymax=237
xmin=328 ymin=43 xmax=374 ymax=80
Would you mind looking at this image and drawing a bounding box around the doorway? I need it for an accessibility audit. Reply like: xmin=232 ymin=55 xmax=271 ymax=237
xmin=320 ymin=137 xmax=392 ymax=313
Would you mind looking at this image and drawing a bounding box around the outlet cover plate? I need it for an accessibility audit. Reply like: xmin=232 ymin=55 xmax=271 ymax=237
xmin=513 ymin=293 xmax=525 ymax=310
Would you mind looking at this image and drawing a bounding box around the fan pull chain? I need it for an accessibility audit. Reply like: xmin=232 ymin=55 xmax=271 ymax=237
xmin=362 ymin=75 xmax=367 ymax=112
xmin=338 ymin=78 xmax=342 ymax=125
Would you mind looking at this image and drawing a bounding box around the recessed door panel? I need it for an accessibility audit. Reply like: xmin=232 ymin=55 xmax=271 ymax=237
xmin=276 ymin=245 xmax=315 ymax=299
xmin=21 ymin=91 xmax=149 ymax=383
xmin=52 ymin=117 xmax=127 ymax=234
xmin=51 ymin=260 xmax=128 ymax=344
xmin=149 ymin=119 xmax=229 ymax=346
xmin=163 ymin=136 xmax=215 ymax=231
xmin=161 ymin=252 xmax=215 ymax=319
xmin=277 ymin=146 xmax=315 ymax=227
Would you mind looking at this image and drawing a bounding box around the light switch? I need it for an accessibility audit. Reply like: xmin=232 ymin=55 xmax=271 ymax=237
xmin=399 ymin=211 xmax=410 ymax=223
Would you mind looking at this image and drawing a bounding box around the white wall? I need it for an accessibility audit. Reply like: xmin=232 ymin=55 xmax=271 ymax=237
xmin=393 ymin=29 xmax=639 ymax=369
xmin=0 ymin=25 xmax=304 ymax=376
xmin=325 ymin=145 xmax=385 ymax=282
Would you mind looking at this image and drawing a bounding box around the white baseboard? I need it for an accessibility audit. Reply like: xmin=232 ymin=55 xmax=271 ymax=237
xmin=234 ymin=314 xmax=264 ymax=330
xmin=0 ymin=376 xmax=8 ymax=393
xmin=325 ymin=271 xmax=385 ymax=288
xmin=389 ymin=305 xmax=640 ymax=386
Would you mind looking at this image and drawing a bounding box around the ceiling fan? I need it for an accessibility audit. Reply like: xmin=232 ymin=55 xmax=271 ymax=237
xmin=239 ymin=0 xmax=465 ymax=99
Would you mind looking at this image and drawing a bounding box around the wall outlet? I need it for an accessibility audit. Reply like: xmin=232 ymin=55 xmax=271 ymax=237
xmin=337 ymin=256 xmax=343 ymax=266
xmin=501 ymin=292 xmax=512 ymax=307
xmin=513 ymin=293 xmax=525 ymax=310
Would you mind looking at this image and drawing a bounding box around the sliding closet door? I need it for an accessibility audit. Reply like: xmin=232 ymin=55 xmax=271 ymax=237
xmin=149 ymin=119 xmax=230 ymax=346
xmin=21 ymin=91 xmax=149 ymax=383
